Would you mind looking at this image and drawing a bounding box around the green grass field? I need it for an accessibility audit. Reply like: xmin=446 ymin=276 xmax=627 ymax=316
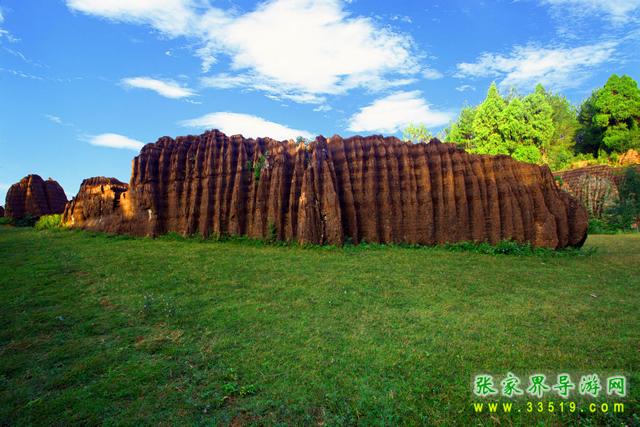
xmin=0 ymin=227 xmax=638 ymax=426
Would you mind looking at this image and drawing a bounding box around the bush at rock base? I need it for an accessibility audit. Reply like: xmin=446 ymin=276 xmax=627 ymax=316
xmin=35 ymin=214 xmax=63 ymax=230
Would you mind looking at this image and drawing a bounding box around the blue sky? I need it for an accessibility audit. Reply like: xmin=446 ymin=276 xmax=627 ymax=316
xmin=1 ymin=0 xmax=639 ymax=202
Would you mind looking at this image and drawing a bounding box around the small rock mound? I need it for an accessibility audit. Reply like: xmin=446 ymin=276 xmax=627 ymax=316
xmin=4 ymin=175 xmax=68 ymax=219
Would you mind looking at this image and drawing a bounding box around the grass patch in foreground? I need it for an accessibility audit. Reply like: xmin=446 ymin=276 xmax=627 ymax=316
xmin=0 ymin=227 xmax=638 ymax=425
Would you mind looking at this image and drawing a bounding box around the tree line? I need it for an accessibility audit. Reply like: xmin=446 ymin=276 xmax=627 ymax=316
xmin=404 ymin=74 xmax=640 ymax=171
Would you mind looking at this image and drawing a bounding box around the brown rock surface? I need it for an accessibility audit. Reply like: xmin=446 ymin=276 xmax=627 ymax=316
xmin=62 ymin=177 xmax=129 ymax=228
xmin=63 ymin=130 xmax=588 ymax=248
xmin=5 ymin=175 xmax=67 ymax=218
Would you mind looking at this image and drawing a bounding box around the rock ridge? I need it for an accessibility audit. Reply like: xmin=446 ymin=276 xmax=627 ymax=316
xmin=63 ymin=130 xmax=588 ymax=248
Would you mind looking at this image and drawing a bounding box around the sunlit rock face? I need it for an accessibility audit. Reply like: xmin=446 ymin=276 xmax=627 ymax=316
xmin=62 ymin=177 xmax=129 ymax=229
xmin=5 ymin=174 xmax=67 ymax=219
xmin=63 ymin=130 xmax=588 ymax=248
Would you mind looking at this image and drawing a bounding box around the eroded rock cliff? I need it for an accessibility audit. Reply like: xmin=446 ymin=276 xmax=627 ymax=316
xmin=5 ymin=175 xmax=67 ymax=218
xmin=63 ymin=130 xmax=588 ymax=248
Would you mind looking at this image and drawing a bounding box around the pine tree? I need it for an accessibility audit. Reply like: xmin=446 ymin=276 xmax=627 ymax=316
xmin=445 ymin=105 xmax=476 ymax=149
xmin=471 ymin=82 xmax=507 ymax=155
xmin=522 ymin=84 xmax=554 ymax=151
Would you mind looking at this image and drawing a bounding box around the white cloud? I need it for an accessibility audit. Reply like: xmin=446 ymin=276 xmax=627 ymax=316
xmin=541 ymin=0 xmax=640 ymax=24
xmin=313 ymin=105 xmax=332 ymax=113
xmin=67 ymin=0 xmax=422 ymax=103
xmin=347 ymin=91 xmax=454 ymax=134
xmin=45 ymin=114 xmax=63 ymax=124
xmin=455 ymin=85 xmax=475 ymax=92
xmin=422 ymin=67 xmax=444 ymax=80
xmin=200 ymin=73 xmax=252 ymax=89
xmin=180 ymin=112 xmax=314 ymax=140
xmin=455 ymin=41 xmax=617 ymax=90
xmin=88 ymin=133 xmax=145 ymax=150
xmin=0 ymin=9 xmax=18 ymax=43
xmin=66 ymin=0 xmax=197 ymax=36
xmin=121 ymin=76 xmax=195 ymax=98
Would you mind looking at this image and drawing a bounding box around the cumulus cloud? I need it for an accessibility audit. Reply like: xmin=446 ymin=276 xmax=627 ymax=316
xmin=540 ymin=0 xmax=640 ymax=24
xmin=180 ymin=112 xmax=314 ymax=140
xmin=66 ymin=0 xmax=423 ymax=103
xmin=347 ymin=91 xmax=454 ymax=134
xmin=121 ymin=76 xmax=195 ymax=98
xmin=455 ymin=41 xmax=617 ymax=90
xmin=88 ymin=133 xmax=145 ymax=150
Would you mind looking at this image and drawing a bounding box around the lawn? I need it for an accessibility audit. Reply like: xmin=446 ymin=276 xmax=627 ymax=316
xmin=0 ymin=227 xmax=638 ymax=426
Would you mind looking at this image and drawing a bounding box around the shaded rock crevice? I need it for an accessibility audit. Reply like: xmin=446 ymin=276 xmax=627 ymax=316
xmin=63 ymin=130 xmax=588 ymax=248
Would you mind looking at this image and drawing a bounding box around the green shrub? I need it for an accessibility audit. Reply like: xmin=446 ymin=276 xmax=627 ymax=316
xmin=595 ymin=167 xmax=640 ymax=232
xmin=443 ymin=240 xmax=540 ymax=255
xmin=34 ymin=214 xmax=63 ymax=230
xmin=0 ymin=217 xmax=13 ymax=225
xmin=252 ymin=151 xmax=268 ymax=181
xmin=14 ymin=215 xmax=37 ymax=227
xmin=588 ymin=218 xmax=616 ymax=234
xmin=266 ymin=222 xmax=277 ymax=243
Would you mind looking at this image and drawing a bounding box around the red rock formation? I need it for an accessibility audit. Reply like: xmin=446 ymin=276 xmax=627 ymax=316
xmin=62 ymin=177 xmax=129 ymax=228
xmin=0 ymin=206 xmax=4 ymax=217
xmin=63 ymin=130 xmax=588 ymax=248
xmin=4 ymin=175 xmax=67 ymax=218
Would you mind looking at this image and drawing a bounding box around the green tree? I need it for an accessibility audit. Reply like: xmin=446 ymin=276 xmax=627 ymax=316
xmin=577 ymin=74 xmax=640 ymax=155
xmin=521 ymin=84 xmax=554 ymax=151
xmin=512 ymin=145 xmax=543 ymax=164
xmin=470 ymin=83 xmax=547 ymax=163
xmin=543 ymin=89 xmax=580 ymax=170
xmin=445 ymin=105 xmax=476 ymax=148
xmin=499 ymin=96 xmax=527 ymax=153
xmin=403 ymin=122 xmax=432 ymax=143
xmin=606 ymin=167 xmax=640 ymax=230
xmin=472 ymin=82 xmax=507 ymax=155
